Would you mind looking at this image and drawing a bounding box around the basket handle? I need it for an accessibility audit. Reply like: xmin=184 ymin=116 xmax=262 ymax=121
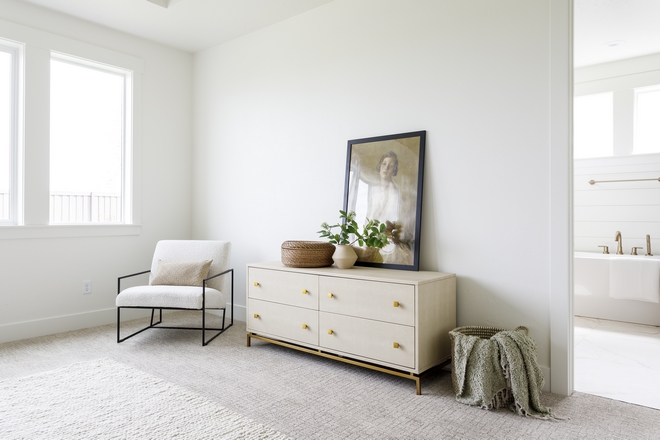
xmin=514 ymin=325 xmax=529 ymax=335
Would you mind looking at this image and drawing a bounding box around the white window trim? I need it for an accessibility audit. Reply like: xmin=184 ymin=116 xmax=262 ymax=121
xmin=633 ymin=84 xmax=660 ymax=156
xmin=0 ymin=224 xmax=141 ymax=239
xmin=0 ymin=18 xmax=143 ymax=239
xmin=49 ymin=52 xmax=133 ymax=225
xmin=0 ymin=39 xmax=22 ymax=226
xmin=575 ymin=83 xmax=660 ymax=158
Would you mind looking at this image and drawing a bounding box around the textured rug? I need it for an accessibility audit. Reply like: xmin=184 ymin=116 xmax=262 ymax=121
xmin=0 ymin=358 xmax=289 ymax=440
xmin=3 ymin=316 xmax=660 ymax=439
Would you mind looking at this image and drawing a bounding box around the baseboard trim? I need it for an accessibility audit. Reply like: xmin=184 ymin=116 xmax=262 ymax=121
xmin=0 ymin=303 xmax=247 ymax=344
xmin=0 ymin=308 xmax=136 ymax=344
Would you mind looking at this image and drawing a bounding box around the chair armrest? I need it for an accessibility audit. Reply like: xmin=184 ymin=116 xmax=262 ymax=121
xmin=203 ymin=268 xmax=233 ymax=284
xmin=118 ymin=270 xmax=151 ymax=295
xmin=202 ymin=269 xmax=234 ymax=311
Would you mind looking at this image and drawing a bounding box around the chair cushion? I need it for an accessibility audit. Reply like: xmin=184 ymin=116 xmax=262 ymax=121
xmin=150 ymin=259 xmax=213 ymax=287
xmin=116 ymin=285 xmax=226 ymax=310
xmin=149 ymin=241 xmax=231 ymax=294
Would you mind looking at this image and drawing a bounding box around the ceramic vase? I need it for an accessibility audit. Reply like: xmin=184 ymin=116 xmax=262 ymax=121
xmin=333 ymin=244 xmax=358 ymax=269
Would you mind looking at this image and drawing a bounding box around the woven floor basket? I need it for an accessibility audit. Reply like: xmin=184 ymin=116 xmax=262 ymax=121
xmin=448 ymin=325 xmax=528 ymax=396
xmin=281 ymin=241 xmax=335 ymax=268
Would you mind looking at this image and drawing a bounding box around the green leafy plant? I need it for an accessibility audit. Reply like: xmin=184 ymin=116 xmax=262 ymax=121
xmin=318 ymin=210 xmax=389 ymax=248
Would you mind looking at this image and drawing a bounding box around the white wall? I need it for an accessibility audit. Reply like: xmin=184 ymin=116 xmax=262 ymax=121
xmin=193 ymin=0 xmax=572 ymax=391
xmin=0 ymin=0 xmax=193 ymax=342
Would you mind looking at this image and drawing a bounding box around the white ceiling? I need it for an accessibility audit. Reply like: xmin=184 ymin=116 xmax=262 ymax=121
xmin=18 ymin=0 xmax=660 ymax=65
xmin=19 ymin=0 xmax=334 ymax=53
xmin=574 ymin=0 xmax=660 ymax=67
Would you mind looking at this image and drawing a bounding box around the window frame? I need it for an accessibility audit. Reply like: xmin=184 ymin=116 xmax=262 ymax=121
xmin=633 ymin=84 xmax=660 ymax=155
xmin=0 ymin=18 xmax=142 ymax=239
xmin=575 ymin=57 xmax=660 ymax=160
xmin=49 ymin=52 xmax=133 ymax=225
xmin=0 ymin=39 xmax=22 ymax=226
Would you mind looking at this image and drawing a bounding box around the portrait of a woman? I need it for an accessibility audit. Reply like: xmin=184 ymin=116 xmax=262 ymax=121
xmin=345 ymin=132 xmax=425 ymax=269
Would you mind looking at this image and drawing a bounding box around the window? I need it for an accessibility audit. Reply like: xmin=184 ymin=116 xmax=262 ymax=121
xmin=574 ymin=92 xmax=614 ymax=159
xmin=49 ymin=55 xmax=132 ymax=224
xmin=0 ymin=41 xmax=18 ymax=224
xmin=634 ymin=86 xmax=660 ymax=155
xmin=0 ymin=22 xmax=142 ymax=238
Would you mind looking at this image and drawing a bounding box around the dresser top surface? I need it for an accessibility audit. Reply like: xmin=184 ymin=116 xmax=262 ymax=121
xmin=247 ymin=261 xmax=455 ymax=284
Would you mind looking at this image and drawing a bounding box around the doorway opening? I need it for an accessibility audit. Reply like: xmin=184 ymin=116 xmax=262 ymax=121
xmin=573 ymin=0 xmax=660 ymax=410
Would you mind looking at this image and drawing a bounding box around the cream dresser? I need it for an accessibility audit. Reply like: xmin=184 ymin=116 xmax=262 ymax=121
xmin=246 ymin=261 xmax=456 ymax=394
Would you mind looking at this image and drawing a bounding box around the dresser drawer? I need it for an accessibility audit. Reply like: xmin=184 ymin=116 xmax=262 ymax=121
xmin=319 ymin=276 xmax=414 ymax=326
xmin=248 ymin=299 xmax=319 ymax=346
xmin=248 ymin=267 xmax=318 ymax=309
xmin=319 ymin=312 xmax=414 ymax=369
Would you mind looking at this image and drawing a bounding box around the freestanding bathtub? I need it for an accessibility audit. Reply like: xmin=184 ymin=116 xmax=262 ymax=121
xmin=574 ymin=251 xmax=660 ymax=326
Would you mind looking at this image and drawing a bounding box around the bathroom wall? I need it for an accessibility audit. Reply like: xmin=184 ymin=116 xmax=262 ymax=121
xmin=575 ymin=154 xmax=660 ymax=253
xmin=575 ymin=53 xmax=660 ymax=254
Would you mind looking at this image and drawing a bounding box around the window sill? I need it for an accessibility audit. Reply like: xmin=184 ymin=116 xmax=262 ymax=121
xmin=0 ymin=224 xmax=142 ymax=239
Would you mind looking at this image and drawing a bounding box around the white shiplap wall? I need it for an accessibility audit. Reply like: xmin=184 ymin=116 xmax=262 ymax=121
xmin=574 ymin=153 xmax=660 ymax=253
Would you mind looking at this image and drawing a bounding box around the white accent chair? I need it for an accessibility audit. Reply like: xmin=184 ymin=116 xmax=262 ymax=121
xmin=116 ymin=240 xmax=233 ymax=346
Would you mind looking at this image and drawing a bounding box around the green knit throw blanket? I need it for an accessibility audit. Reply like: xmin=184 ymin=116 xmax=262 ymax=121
xmin=451 ymin=328 xmax=556 ymax=420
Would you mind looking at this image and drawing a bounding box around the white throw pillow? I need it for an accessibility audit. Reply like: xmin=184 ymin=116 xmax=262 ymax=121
xmin=150 ymin=260 xmax=213 ymax=287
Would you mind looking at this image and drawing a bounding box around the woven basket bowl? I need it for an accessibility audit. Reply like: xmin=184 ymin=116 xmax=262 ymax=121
xmin=448 ymin=325 xmax=528 ymax=395
xmin=281 ymin=241 xmax=335 ymax=268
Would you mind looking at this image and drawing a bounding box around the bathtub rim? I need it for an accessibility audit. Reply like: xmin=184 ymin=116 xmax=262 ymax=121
xmin=574 ymin=251 xmax=660 ymax=260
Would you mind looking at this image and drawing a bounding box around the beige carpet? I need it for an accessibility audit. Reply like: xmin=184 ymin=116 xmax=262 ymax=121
xmin=1 ymin=312 xmax=659 ymax=439
xmin=0 ymin=358 xmax=289 ymax=440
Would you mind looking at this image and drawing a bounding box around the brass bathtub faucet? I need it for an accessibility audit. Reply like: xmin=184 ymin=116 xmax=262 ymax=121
xmin=646 ymin=234 xmax=653 ymax=256
xmin=614 ymin=231 xmax=623 ymax=255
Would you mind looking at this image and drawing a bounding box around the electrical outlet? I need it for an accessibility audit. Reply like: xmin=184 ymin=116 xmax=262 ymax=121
xmin=83 ymin=280 xmax=92 ymax=295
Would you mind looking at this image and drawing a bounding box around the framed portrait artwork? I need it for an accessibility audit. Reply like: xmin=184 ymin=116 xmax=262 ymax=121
xmin=343 ymin=130 xmax=426 ymax=271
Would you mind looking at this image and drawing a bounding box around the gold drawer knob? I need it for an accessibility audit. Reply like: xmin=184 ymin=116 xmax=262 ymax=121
xmin=302 ymin=324 xmax=308 ymax=329
xmin=393 ymin=301 xmax=400 ymax=307
xmin=253 ymin=282 xmax=260 ymax=287
xmin=253 ymin=313 xmax=259 ymax=318
xmin=302 ymin=289 xmax=308 ymax=294
xmin=393 ymin=342 xmax=400 ymax=349
xmin=328 ymin=329 xmax=333 ymax=335
xmin=328 ymin=293 xmax=333 ymax=298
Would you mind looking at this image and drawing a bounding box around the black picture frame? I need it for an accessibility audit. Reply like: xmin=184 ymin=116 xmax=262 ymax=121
xmin=343 ymin=130 xmax=426 ymax=271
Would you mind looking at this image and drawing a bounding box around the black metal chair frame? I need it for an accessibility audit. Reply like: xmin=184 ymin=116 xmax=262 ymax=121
xmin=117 ymin=268 xmax=234 ymax=346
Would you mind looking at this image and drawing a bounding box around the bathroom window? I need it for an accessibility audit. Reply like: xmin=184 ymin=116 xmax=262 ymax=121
xmin=574 ymin=92 xmax=614 ymax=159
xmin=633 ymin=86 xmax=660 ymax=155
